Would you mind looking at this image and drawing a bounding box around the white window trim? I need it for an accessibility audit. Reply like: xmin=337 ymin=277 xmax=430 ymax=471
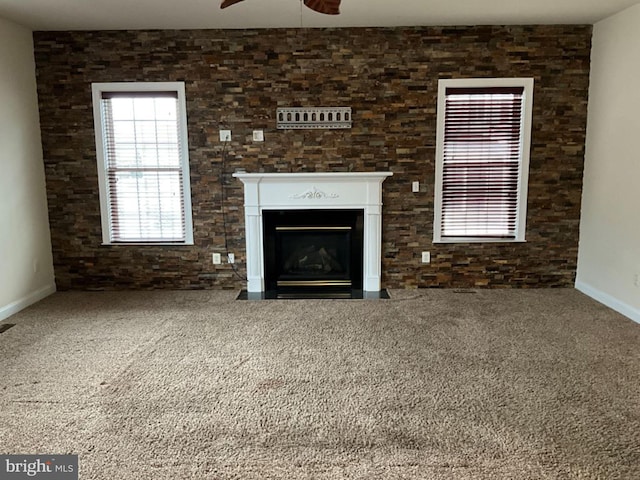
xmin=433 ymin=77 xmax=534 ymax=244
xmin=91 ymin=81 xmax=194 ymax=245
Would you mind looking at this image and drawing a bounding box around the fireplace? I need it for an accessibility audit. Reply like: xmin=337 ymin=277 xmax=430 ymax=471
xmin=232 ymin=172 xmax=393 ymax=298
xmin=263 ymin=209 xmax=363 ymax=297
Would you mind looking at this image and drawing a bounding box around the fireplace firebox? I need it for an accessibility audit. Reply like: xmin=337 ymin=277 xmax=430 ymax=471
xmin=263 ymin=209 xmax=363 ymax=297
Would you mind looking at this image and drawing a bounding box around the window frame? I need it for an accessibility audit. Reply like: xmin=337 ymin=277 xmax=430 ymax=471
xmin=433 ymin=77 xmax=534 ymax=244
xmin=91 ymin=81 xmax=194 ymax=245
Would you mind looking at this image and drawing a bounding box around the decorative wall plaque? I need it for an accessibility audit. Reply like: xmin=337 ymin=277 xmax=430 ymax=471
xmin=276 ymin=107 xmax=352 ymax=129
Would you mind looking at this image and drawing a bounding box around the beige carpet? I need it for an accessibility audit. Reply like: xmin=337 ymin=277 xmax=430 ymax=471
xmin=1 ymin=289 xmax=639 ymax=479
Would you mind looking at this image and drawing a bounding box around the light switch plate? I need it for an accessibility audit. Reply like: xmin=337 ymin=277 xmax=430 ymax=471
xmin=412 ymin=181 xmax=419 ymax=192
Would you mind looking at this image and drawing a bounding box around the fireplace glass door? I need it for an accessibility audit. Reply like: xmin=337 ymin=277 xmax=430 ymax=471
xmin=277 ymin=226 xmax=352 ymax=288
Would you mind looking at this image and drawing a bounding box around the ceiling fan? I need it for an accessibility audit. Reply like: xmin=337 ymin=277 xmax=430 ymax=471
xmin=221 ymin=0 xmax=341 ymax=15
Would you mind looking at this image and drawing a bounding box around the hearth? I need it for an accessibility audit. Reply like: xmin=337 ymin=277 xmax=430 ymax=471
xmin=263 ymin=209 xmax=363 ymax=297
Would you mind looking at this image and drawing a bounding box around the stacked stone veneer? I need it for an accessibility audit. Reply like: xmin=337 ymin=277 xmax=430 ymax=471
xmin=33 ymin=26 xmax=591 ymax=290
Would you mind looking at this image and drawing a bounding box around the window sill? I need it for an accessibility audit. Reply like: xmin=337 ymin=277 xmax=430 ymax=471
xmin=101 ymin=242 xmax=194 ymax=246
xmin=433 ymin=238 xmax=527 ymax=244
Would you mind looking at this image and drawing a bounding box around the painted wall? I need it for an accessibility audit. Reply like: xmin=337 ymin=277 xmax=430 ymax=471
xmin=576 ymin=4 xmax=640 ymax=323
xmin=0 ymin=17 xmax=55 ymax=320
xmin=33 ymin=26 xmax=591 ymax=290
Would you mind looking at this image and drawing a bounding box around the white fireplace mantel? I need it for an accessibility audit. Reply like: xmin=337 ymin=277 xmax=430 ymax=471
xmin=232 ymin=172 xmax=393 ymax=293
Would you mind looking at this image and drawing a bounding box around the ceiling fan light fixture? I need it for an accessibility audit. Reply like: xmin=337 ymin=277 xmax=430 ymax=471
xmin=303 ymin=0 xmax=341 ymax=15
xmin=220 ymin=0 xmax=341 ymax=15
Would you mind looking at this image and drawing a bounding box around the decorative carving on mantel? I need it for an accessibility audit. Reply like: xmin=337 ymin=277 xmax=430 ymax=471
xmin=290 ymin=187 xmax=339 ymax=200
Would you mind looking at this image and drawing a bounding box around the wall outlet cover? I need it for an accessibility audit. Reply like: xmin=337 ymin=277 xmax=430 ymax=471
xmin=421 ymin=251 xmax=431 ymax=263
xmin=219 ymin=130 xmax=231 ymax=142
xmin=252 ymin=130 xmax=264 ymax=142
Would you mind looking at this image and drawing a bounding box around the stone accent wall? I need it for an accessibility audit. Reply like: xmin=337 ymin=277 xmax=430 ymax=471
xmin=33 ymin=26 xmax=592 ymax=290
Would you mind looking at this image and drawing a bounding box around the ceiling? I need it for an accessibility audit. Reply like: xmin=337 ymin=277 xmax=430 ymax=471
xmin=0 ymin=0 xmax=638 ymax=31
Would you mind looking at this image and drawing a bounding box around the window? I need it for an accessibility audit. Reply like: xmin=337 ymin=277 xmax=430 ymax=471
xmin=91 ymin=82 xmax=193 ymax=244
xmin=433 ymin=78 xmax=534 ymax=243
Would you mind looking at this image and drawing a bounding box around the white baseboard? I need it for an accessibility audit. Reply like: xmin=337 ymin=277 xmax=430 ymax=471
xmin=575 ymin=281 xmax=640 ymax=325
xmin=0 ymin=283 xmax=57 ymax=322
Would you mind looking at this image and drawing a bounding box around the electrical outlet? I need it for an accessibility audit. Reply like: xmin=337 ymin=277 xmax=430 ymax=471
xmin=219 ymin=129 xmax=231 ymax=142
xmin=421 ymin=251 xmax=431 ymax=264
xmin=228 ymin=253 xmax=235 ymax=264
xmin=212 ymin=253 xmax=221 ymax=265
xmin=412 ymin=181 xmax=420 ymax=193
xmin=252 ymin=130 xmax=264 ymax=142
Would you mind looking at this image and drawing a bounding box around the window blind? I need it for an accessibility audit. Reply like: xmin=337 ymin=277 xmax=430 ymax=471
xmin=100 ymin=92 xmax=186 ymax=243
xmin=440 ymin=86 xmax=525 ymax=239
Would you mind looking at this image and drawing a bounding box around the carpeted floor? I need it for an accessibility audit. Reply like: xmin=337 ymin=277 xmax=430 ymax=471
xmin=0 ymin=289 xmax=639 ymax=479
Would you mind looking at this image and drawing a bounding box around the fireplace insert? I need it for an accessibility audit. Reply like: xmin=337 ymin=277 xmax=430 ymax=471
xmin=262 ymin=209 xmax=364 ymax=298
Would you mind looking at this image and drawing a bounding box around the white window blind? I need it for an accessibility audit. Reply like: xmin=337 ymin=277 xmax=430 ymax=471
xmin=92 ymin=83 xmax=193 ymax=244
xmin=434 ymin=79 xmax=533 ymax=243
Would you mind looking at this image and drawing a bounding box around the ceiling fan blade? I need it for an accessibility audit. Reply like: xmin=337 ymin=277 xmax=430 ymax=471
xmin=221 ymin=0 xmax=245 ymax=9
xmin=303 ymin=0 xmax=341 ymax=15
